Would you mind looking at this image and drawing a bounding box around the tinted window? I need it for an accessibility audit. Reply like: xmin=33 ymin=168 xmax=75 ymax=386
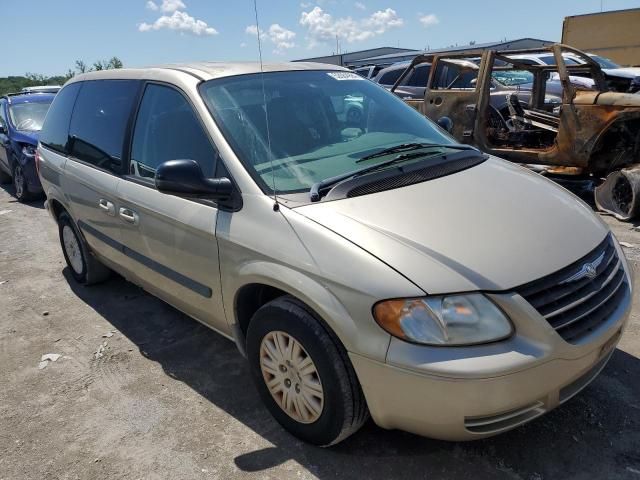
xmin=69 ymin=80 xmax=138 ymax=173
xmin=407 ymin=64 xmax=431 ymax=87
xmin=131 ymin=84 xmax=217 ymax=179
xmin=591 ymin=55 xmax=620 ymax=69
xmin=433 ymin=64 xmax=478 ymax=90
xmin=379 ymin=69 xmax=403 ymax=85
xmin=39 ymin=83 xmax=81 ymax=154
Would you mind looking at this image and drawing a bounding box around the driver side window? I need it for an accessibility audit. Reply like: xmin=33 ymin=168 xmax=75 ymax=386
xmin=130 ymin=84 xmax=218 ymax=179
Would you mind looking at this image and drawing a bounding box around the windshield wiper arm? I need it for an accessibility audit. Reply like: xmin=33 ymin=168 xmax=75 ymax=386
xmin=357 ymin=142 xmax=477 ymax=162
xmin=310 ymin=151 xmax=429 ymax=202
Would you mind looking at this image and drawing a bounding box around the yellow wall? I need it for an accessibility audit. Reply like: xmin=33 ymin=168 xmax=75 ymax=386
xmin=562 ymin=9 xmax=640 ymax=66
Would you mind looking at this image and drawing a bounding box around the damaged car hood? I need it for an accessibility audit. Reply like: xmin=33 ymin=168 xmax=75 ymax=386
xmin=295 ymin=157 xmax=608 ymax=294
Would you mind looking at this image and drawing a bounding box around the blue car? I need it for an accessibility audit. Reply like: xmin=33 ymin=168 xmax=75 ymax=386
xmin=0 ymin=91 xmax=56 ymax=201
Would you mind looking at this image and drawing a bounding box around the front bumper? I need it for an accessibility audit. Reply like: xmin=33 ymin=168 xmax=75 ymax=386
xmin=351 ymin=288 xmax=631 ymax=441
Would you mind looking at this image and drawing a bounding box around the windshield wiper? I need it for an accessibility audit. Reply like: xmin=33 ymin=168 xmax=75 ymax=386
xmin=310 ymin=151 xmax=432 ymax=202
xmin=357 ymin=142 xmax=477 ymax=162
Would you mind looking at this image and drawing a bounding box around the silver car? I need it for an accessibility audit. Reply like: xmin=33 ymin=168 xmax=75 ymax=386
xmin=37 ymin=63 xmax=633 ymax=445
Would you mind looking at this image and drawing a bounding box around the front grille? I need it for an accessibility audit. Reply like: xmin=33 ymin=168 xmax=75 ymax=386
xmin=516 ymin=235 xmax=628 ymax=343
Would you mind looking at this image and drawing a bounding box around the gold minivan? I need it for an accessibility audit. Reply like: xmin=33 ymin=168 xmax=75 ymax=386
xmin=38 ymin=63 xmax=632 ymax=445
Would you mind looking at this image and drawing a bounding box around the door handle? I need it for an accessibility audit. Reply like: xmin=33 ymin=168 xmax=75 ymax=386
xmin=98 ymin=199 xmax=115 ymax=216
xmin=119 ymin=207 xmax=139 ymax=225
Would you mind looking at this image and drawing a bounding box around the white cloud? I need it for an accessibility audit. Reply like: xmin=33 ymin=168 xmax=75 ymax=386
xmin=300 ymin=1 xmax=312 ymax=7
xmin=146 ymin=1 xmax=158 ymax=11
xmin=245 ymin=23 xmax=296 ymax=53
xmin=160 ymin=0 xmax=186 ymax=12
xmin=354 ymin=1 xmax=366 ymax=10
xmin=240 ymin=42 xmax=247 ymax=47
xmin=139 ymin=10 xmax=218 ymax=35
xmin=364 ymin=8 xmax=403 ymax=33
xmin=419 ymin=13 xmax=439 ymax=27
xmin=245 ymin=24 xmax=260 ymax=36
xmin=299 ymin=6 xmax=402 ymax=46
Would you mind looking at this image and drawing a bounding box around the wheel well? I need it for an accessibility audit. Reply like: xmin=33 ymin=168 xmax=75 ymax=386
xmin=235 ymin=283 xmax=288 ymax=337
xmin=49 ymin=199 xmax=66 ymax=222
xmin=591 ymin=118 xmax=640 ymax=174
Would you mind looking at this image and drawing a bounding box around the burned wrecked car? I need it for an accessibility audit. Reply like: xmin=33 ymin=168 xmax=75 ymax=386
xmin=392 ymin=44 xmax=640 ymax=220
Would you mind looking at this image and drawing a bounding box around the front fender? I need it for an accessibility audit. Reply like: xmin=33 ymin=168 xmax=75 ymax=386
xmin=229 ymin=261 xmax=367 ymax=355
xmin=216 ymin=197 xmax=424 ymax=363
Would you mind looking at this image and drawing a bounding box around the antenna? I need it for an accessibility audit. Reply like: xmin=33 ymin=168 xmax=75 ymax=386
xmin=252 ymin=0 xmax=279 ymax=211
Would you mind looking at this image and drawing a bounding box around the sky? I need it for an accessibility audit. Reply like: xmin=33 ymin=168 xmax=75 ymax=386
xmin=2 ymin=0 xmax=640 ymax=77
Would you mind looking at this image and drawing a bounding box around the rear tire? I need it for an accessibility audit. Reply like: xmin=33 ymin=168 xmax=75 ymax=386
xmin=58 ymin=212 xmax=110 ymax=285
xmin=246 ymin=296 xmax=368 ymax=446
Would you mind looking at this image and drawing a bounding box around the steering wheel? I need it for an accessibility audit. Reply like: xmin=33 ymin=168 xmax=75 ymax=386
xmin=16 ymin=118 xmax=36 ymax=130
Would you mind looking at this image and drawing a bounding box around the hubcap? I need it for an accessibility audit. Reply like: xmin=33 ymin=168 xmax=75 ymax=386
xmin=62 ymin=225 xmax=83 ymax=275
xmin=14 ymin=166 xmax=24 ymax=198
xmin=259 ymin=331 xmax=324 ymax=424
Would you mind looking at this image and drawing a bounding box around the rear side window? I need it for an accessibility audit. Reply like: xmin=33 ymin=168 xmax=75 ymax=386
xmin=378 ymin=69 xmax=403 ymax=86
xmin=39 ymin=83 xmax=81 ymax=153
xmin=407 ymin=64 xmax=431 ymax=87
xmin=69 ymin=80 xmax=139 ymax=173
xmin=130 ymin=83 xmax=217 ymax=179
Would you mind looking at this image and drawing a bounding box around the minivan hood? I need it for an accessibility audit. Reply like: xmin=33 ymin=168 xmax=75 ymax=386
xmin=296 ymin=157 xmax=608 ymax=294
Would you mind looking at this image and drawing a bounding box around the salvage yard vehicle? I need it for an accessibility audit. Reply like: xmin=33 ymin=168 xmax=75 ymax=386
xmin=0 ymin=90 xmax=55 ymax=201
xmin=38 ymin=63 xmax=632 ymax=445
xmin=393 ymin=44 xmax=640 ymax=220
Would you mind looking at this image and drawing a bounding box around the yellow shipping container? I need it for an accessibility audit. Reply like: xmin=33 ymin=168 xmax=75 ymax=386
xmin=562 ymin=8 xmax=640 ymax=66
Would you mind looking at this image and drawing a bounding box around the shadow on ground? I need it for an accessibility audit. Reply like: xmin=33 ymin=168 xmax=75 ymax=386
xmin=63 ymin=268 xmax=640 ymax=480
xmin=0 ymin=184 xmax=45 ymax=209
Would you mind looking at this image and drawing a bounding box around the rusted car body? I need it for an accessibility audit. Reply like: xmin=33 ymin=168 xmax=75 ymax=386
xmin=393 ymin=44 xmax=640 ymax=219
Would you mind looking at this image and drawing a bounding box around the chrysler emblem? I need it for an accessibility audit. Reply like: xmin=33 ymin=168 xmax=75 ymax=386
xmin=584 ymin=264 xmax=597 ymax=279
xmin=561 ymin=251 xmax=605 ymax=284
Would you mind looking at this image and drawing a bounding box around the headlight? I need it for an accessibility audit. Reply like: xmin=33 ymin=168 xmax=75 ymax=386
xmin=21 ymin=144 xmax=36 ymax=157
xmin=373 ymin=294 xmax=513 ymax=346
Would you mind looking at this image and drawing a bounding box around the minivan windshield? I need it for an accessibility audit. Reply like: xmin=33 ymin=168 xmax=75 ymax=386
xmin=200 ymin=70 xmax=457 ymax=194
xmin=9 ymin=101 xmax=52 ymax=131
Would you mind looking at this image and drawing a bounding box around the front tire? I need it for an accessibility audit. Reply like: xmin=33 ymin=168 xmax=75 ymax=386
xmin=58 ymin=212 xmax=110 ymax=285
xmin=246 ymin=296 xmax=368 ymax=446
xmin=12 ymin=163 xmax=32 ymax=202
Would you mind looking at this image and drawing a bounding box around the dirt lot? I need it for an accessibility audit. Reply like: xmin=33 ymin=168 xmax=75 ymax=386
xmin=1 ymin=183 xmax=639 ymax=480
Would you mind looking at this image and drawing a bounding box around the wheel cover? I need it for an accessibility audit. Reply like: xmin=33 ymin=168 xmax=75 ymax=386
xmin=14 ymin=165 xmax=24 ymax=198
xmin=62 ymin=225 xmax=83 ymax=275
xmin=259 ymin=331 xmax=324 ymax=424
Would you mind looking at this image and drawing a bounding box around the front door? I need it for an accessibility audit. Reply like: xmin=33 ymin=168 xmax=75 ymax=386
xmin=116 ymin=82 xmax=227 ymax=333
xmin=423 ymin=56 xmax=484 ymax=143
xmin=0 ymin=99 xmax=10 ymax=173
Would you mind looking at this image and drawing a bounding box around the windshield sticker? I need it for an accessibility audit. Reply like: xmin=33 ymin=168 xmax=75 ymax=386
xmin=327 ymin=72 xmax=364 ymax=81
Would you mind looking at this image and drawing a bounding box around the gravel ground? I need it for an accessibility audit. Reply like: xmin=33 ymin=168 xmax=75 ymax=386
xmin=1 ymin=183 xmax=639 ymax=480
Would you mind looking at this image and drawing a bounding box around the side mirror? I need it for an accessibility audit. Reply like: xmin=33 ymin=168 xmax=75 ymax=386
xmin=437 ymin=116 xmax=454 ymax=133
xmin=0 ymin=124 xmax=6 ymax=135
xmin=155 ymin=159 xmax=233 ymax=200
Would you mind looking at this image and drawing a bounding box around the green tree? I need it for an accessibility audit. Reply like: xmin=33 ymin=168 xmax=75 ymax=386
xmin=75 ymin=60 xmax=88 ymax=74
